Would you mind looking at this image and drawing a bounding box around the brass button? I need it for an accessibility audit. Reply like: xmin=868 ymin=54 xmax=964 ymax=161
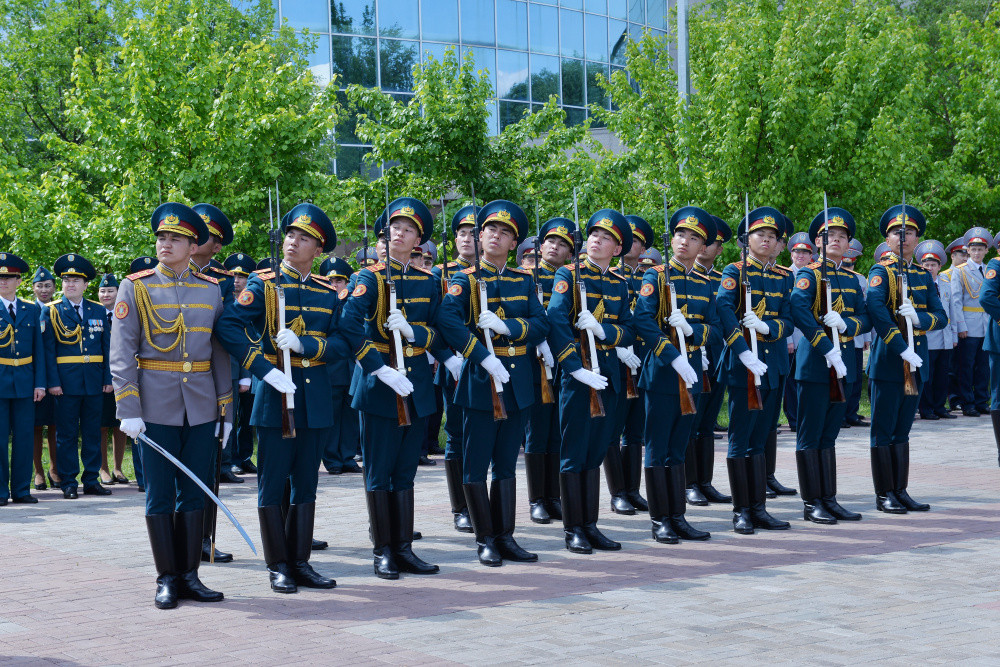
xmin=301 ymin=359 xmax=310 ymax=368
xmin=764 ymin=350 xmax=769 ymax=354
xmin=510 ymin=363 xmax=516 ymax=369
xmin=306 ymin=378 xmax=311 ymax=384
xmin=182 ymin=361 xmax=192 ymax=373
xmin=407 ymin=367 xmax=412 ymax=373
xmin=182 ymin=377 xmax=188 ymax=383
xmin=183 ymin=352 xmax=189 ymax=358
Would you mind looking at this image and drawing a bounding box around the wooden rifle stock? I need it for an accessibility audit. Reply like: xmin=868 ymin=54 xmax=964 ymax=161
xmin=665 ymin=279 xmax=696 ymax=416
xmin=478 ymin=282 xmax=508 ymax=422
xmin=819 ymin=276 xmax=847 ymax=403
xmin=538 ymin=355 xmax=555 ymax=404
xmin=624 ymin=360 xmax=639 ymax=399
xmin=388 ymin=282 xmax=413 ymax=427
xmin=701 ymin=347 xmax=712 ymax=393
xmin=578 ymin=283 xmax=606 ymax=418
xmin=738 ymin=268 xmax=763 ymax=412
xmin=898 ymin=276 xmax=919 ymax=397
xmin=275 ymin=287 xmax=296 ymax=438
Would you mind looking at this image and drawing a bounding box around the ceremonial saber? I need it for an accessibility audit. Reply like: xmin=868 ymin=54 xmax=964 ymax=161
xmin=137 ymin=432 xmax=257 ymax=555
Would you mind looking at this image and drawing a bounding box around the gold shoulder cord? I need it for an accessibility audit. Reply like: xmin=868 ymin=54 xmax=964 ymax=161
xmin=263 ymin=278 xmax=305 ymax=345
xmin=656 ymin=270 xmax=668 ymax=327
xmin=467 ymin=273 xmax=480 ymax=327
xmin=0 ymin=321 xmax=13 ymax=349
xmin=50 ymin=304 xmax=82 ymax=346
xmin=133 ymin=279 xmax=185 ymax=355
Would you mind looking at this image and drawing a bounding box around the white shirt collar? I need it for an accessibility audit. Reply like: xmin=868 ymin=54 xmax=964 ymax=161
xmin=0 ymin=296 xmax=16 ymax=312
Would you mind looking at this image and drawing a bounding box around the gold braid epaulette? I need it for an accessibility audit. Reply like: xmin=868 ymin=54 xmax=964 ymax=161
xmin=366 ymin=270 xmax=390 ymax=341
xmin=262 ymin=278 xmax=305 ymax=340
xmin=0 ymin=321 xmax=13 ymax=349
xmin=49 ymin=303 xmax=82 ymax=346
xmin=133 ymin=279 xmax=185 ymax=354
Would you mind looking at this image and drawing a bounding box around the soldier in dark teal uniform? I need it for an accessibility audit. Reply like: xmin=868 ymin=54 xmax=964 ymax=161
xmin=437 ymin=200 xmax=549 ymax=566
xmin=42 ymin=253 xmax=113 ymax=499
xmin=716 ymin=207 xmax=793 ymax=534
xmin=524 ymin=217 xmax=576 ymax=524
xmin=789 ymin=208 xmax=871 ymax=524
xmin=978 ymin=250 xmax=1000 ymax=465
xmin=217 ymin=203 xmax=349 ymax=594
xmin=547 ymin=209 xmax=635 ymax=554
xmin=865 ymin=204 xmax=946 ymax=514
xmin=30 ymin=265 xmax=58 ymax=491
xmin=339 ymin=197 xmax=443 ymax=580
xmin=0 ymin=253 xmax=46 ymax=506
xmin=632 ymin=207 xmax=720 ymax=544
xmin=223 ymin=252 xmax=258 ymax=477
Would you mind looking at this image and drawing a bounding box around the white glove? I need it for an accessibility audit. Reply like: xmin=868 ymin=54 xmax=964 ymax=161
xmin=480 ymin=355 xmax=511 ymax=384
xmin=373 ymin=365 xmax=414 ymax=396
xmin=701 ymin=352 xmax=710 ymax=371
xmin=263 ymin=367 xmax=297 ymax=394
xmin=616 ymin=347 xmax=641 ymax=370
xmin=738 ymin=350 xmax=768 ymax=377
xmin=900 ymin=347 xmax=924 ymax=368
xmin=741 ymin=312 xmax=770 ymax=335
xmin=536 ymin=340 xmax=555 ymax=367
xmin=275 ymin=328 xmax=304 ymax=354
xmin=823 ymin=310 xmax=848 ymax=333
xmin=215 ymin=421 xmax=233 ymax=444
xmin=444 ymin=354 xmax=464 ymax=381
xmin=671 ymin=356 xmax=698 ymax=385
xmin=478 ymin=311 xmax=511 ymax=337
xmin=667 ymin=310 xmax=694 ymax=338
xmin=897 ymin=298 xmax=920 ymax=326
xmin=386 ymin=309 xmax=415 ymax=341
xmin=570 ymin=368 xmax=608 ymax=390
xmin=120 ymin=417 xmax=146 ymax=439
xmin=824 ymin=349 xmax=847 ymax=378
xmin=576 ymin=311 xmax=606 ymax=340
xmin=238 ymin=378 xmax=252 ymax=389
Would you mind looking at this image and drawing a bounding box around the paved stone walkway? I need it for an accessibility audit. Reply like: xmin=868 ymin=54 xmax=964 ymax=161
xmin=2 ymin=416 xmax=999 ymax=665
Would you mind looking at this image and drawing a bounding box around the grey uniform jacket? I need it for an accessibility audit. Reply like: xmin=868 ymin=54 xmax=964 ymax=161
xmin=951 ymin=261 xmax=988 ymax=338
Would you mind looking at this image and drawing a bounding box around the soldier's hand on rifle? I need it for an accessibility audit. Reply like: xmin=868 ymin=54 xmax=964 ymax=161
xmin=120 ymin=417 xmax=146 ymax=439
xmin=824 ymin=349 xmax=847 ymax=378
xmin=702 ymin=353 xmax=711 ymax=371
xmin=263 ymin=368 xmax=297 ymax=394
xmin=576 ymin=311 xmax=606 ymax=339
xmin=738 ymin=350 xmax=768 ymax=377
xmin=478 ymin=311 xmax=511 ymax=336
xmin=386 ymin=309 xmax=415 ymax=341
xmin=615 ymin=347 xmax=641 ymax=370
xmin=570 ymin=368 xmax=608 ymax=390
xmin=667 ymin=310 xmax=694 ymax=337
xmin=670 ymin=355 xmax=698 ymax=385
xmin=373 ymin=365 xmax=414 ymax=396
xmin=741 ymin=312 xmax=770 ymax=335
xmin=823 ymin=310 xmax=848 ymax=333
xmin=536 ymin=340 xmax=555 ymax=367
xmin=897 ymin=298 xmax=920 ymax=326
xmin=480 ymin=355 xmax=511 ymax=384
xmin=444 ymin=353 xmax=463 ymax=382
xmin=900 ymin=347 xmax=923 ymax=368
xmin=276 ymin=328 xmax=304 ymax=354
xmin=216 ymin=421 xmax=233 ymax=444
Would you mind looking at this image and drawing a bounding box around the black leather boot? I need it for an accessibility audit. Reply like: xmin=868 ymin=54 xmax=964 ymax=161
xmin=524 ymin=452 xmax=551 ymax=524
xmin=748 ymin=453 xmax=790 ymax=530
xmin=445 ymin=457 xmax=473 ymax=533
xmin=560 ymin=471 xmax=591 ymax=554
xmin=464 ymin=482 xmax=502 ymax=567
xmin=621 ymin=444 xmax=648 ymax=511
xmin=820 ymin=448 xmax=861 ymax=521
xmin=992 ymin=411 xmax=1000 ymax=467
xmin=667 ymin=465 xmax=710 ymax=540
xmin=795 ymin=450 xmax=837 ymax=524
xmin=365 ymin=490 xmax=398 ymax=579
xmin=727 ymin=458 xmax=753 ymax=534
xmin=174 ymin=510 xmax=224 ymax=602
xmin=146 ymin=513 xmax=178 ymax=609
xmin=258 ymin=505 xmax=297 ymax=593
xmin=871 ymin=446 xmax=906 ymax=513
xmin=891 ymin=442 xmax=930 ymax=511
xmin=765 ymin=430 xmax=797 ymax=496
xmin=544 ymin=452 xmax=563 ymax=520
xmin=684 ymin=439 xmax=708 ymax=506
xmin=603 ymin=445 xmax=636 ymax=515
xmin=391 ymin=489 xmax=440 ymax=574
xmin=644 ymin=466 xmax=677 ymax=543
xmin=286 ymin=502 xmax=336 ymax=588
xmin=201 ymin=502 xmax=233 ymax=563
xmin=583 ymin=468 xmax=621 ymax=550
xmin=491 ymin=477 xmax=537 ymax=562
xmin=698 ymin=434 xmax=731 ymax=503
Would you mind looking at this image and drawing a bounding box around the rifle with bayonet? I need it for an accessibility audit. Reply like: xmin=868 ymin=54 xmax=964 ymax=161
xmin=739 ymin=194 xmax=763 ymax=411
xmin=440 ymin=197 xmax=450 ymax=295
xmin=533 ymin=203 xmax=555 ymax=405
xmin=820 ymin=192 xmax=846 ymax=403
xmin=620 ymin=202 xmax=639 ymax=401
xmin=572 ymin=189 xmax=605 ymax=418
xmin=383 ymin=177 xmax=412 ymax=426
xmin=663 ymin=198 xmax=696 ymax=416
xmin=470 ymin=183 xmax=508 ymax=421
xmin=269 ymin=185 xmax=296 ymax=438
xmin=897 ymin=193 xmax=919 ymax=396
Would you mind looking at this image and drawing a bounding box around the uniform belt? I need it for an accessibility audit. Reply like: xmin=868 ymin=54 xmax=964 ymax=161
xmin=264 ymin=354 xmax=324 ymax=368
xmin=137 ymin=358 xmax=210 ymax=372
xmin=57 ymin=355 xmax=104 ymax=364
xmin=372 ymin=342 xmax=426 ymax=357
xmin=492 ymin=344 xmax=527 ymax=357
xmin=963 ymin=306 xmax=985 ymax=313
xmin=0 ymin=356 xmax=32 ymax=366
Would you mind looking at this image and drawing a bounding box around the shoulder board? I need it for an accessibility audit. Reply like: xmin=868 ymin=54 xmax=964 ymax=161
xmin=210 ymin=266 xmax=234 ymax=277
xmin=770 ymin=265 xmax=790 ymax=275
xmin=461 ymin=267 xmax=475 ymax=275
xmin=127 ymin=269 xmax=155 ymax=281
xmin=253 ymin=270 xmax=275 ymax=280
xmin=806 ymin=261 xmax=822 ymax=269
xmin=955 ymin=262 xmax=966 ymax=269
xmin=192 ymin=271 xmax=218 ymax=285
xmin=48 ymin=299 xmax=62 ymax=306
xmin=435 ymin=261 xmax=460 ymax=270
xmin=940 ymin=268 xmax=952 ymax=276
xmin=309 ymin=274 xmax=334 ymax=288
xmin=653 ymin=265 xmax=666 ymax=273
xmin=410 ymin=264 xmax=433 ymax=276
xmin=879 ymin=258 xmax=895 ymax=267
xmin=610 ymin=268 xmax=624 ymax=279
xmin=731 ymin=261 xmax=744 ymax=269
xmin=507 ymin=266 xmax=531 ymax=276
xmin=842 ymin=267 xmax=860 ymax=276
xmin=86 ymin=298 xmax=102 ymax=306
xmin=367 ymin=262 xmax=385 ymax=273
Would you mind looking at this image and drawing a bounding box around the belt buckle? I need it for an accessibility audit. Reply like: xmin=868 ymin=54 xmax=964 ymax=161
xmin=84 ymin=355 xmax=91 ymax=363
xmin=507 ymin=345 xmax=516 ymax=357
xmin=182 ymin=361 xmax=192 ymax=373
xmin=301 ymin=359 xmax=310 ymax=368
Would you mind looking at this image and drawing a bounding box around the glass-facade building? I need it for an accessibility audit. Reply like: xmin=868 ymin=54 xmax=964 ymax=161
xmin=274 ymin=0 xmax=669 ymax=177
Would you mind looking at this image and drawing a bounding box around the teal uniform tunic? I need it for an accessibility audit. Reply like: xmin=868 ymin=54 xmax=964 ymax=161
xmin=431 ymin=257 xmax=473 ymax=460
xmin=610 ymin=262 xmax=646 ymax=450
xmin=0 ymin=298 xmax=45 ymax=502
xmin=525 ymin=258 xmax=562 ymax=456
xmin=977 ymin=258 xmax=1000 ymax=410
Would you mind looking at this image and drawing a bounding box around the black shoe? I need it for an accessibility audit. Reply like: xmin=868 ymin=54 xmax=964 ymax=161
xmin=685 ymin=485 xmax=709 ymax=506
xmin=733 ymin=509 xmax=754 ymax=534
xmin=796 ymin=450 xmax=837 ymax=525
xmin=391 ymin=489 xmax=439 ymax=574
xmin=83 ymin=484 xmax=112 ymax=496
xmin=291 ymin=560 xmax=336 ymax=588
xmin=920 ymin=413 xmax=940 ymax=420
xmin=666 ymin=466 xmax=710 ymax=540
xmin=651 ymin=518 xmax=678 ymax=544
xmin=529 ymin=499 xmax=551 ymax=524
xmin=803 ymin=500 xmax=837 ymax=524
xmin=453 ymin=508 xmax=474 ymax=533
xmin=700 ymin=484 xmax=731 ymax=504
xmin=326 ymin=467 xmax=343 ymax=475
xmin=560 ymin=471 xmax=591 ymax=553
xmin=765 ymin=431 xmax=797 ymax=496
xmin=963 ymin=408 xmax=981 ymax=417
xmin=63 ymin=488 xmax=78 ymax=499
xmin=891 ymin=442 xmax=930 ymax=511
xmin=604 ymin=446 xmax=634 ymax=515
xmin=373 ymin=546 xmax=399 ymax=580
xmin=621 ymin=445 xmax=647 ymax=512
xmin=367 ymin=490 xmax=399 ymax=579
xmin=412 ymin=531 xmax=422 ymax=540
xmin=670 ymin=515 xmax=711 ymax=540
xmin=564 ymin=527 xmax=593 ymax=553
xmin=477 ymin=537 xmax=503 ymax=567
xmin=976 ymin=405 xmax=990 ymax=415
xmin=417 ymin=455 xmax=436 ymax=466
xmin=428 ymin=445 xmax=445 ymax=456
xmin=174 ymin=510 xmax=225 ymax=602
xmin=219 ymin=470 xmax=244 ymax=483
xmin=285 ymin=502 xmax=336 ymax=588
xmin=624 ymin=489 xmax=648 ymax=512
xmin=545 ymin=497 xmax=563 ymax=521
xmin=895 ymin=489 xmax=930 ymax=512
xmin=0 ymin=498 xmax=6 ymax=506
xmin=490 ymin=477 xmax=538 ymax=562
xmin=817 ymin=448 xmax=861 ymax=521
xmin=935 ymin=411 xmax=957 ymax=419
xmin=240 ymin=461 xmax=259 ymax=474
xmin=766 ymin=476 xmax=796 ymax=496
xmin=34 ymin=477 xmax=46 ymax=491
xmin=177 ymin=570 xmax=225 ymax=602
xmin=749 ymin=454 xmax=790 ymax=530
xmin=12 ymin=495 xmax=38 ymax=504
xmin=609 ymin=492 xmax=636 ymax=515
xmin=268 ymin=562 xmax=298 ymax=593
xmin=138 ymin=484 xmax=145 ymax=493
xmin=876 ymin=491 xmax=907 ymax=514
xmin=841 ymin=420 xmax=852 ymax=428
xmin=154 ymin=574 xmax=179 ymax=609
xmin=341 ymin=461 xmax=362 ymax=474
xmin=201 ymin=538 xmax=233 ymax=563
xmin=727 ymin=458 xmax=754 ymax=534
xmin=395 ymin=542 xmax=440 ymax=574
xmin=583 ymin=524 xmax=621 ymax=550
xmin=824 ymin=497 xmax=862 ymax=521
xmin=645 ymin=466 xmax=677 ymax=544
xmin=311 ymin=538 xmax=328 ymax=550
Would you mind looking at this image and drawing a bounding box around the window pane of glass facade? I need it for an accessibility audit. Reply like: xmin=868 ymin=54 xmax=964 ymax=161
xmin=560 ymin=0 xmax=583 ymax=9
xmin=586 ymin=60 xmax=608 ymax=109
xmin=496 ymin=0 xmax=528 ymax=51
xmin=607 ymin=0 xmax=627 ymax=19
xmin=627 ymin=0 xmax=644 ymax=23
xmin=380 ymin=39 xmax=419 ymax=92
xmin=421 ymin=0 xmax=458 ymax=42
xmin=421 ymin=41 xmax=457 ymax=65
xmin=336 ymin=145 xmax=372 ymax=178
xmin=378 ymin=0 xmax=419 ymax=38
xmin=561 ymin=58 xmax=583 ymax=106
xmin=462 ymin=46 xmax=497 ymax=91
xmin=486 ymin=100 xmax=499 ymax=135
xmin=461 ymin=0 xmax=496 ymax=46
xmin=647 ymin=0 xmax=667 ymax=30
xmin=335 ymin=91 xmax=361 ymax=143
xmin=497 ymin=49 xmax=529 ymax=101
xmin=282 ymin=0 xmax=329 ymax=33
xmin=528 ymin=3 xmax=558 ymax=55
xmin=332 ymin=35 xmax=377 ymax=87
xmin=585 ymin=0 xmax=607 ymax=13
xmin=307 ymin=34 xmax=332 ymax=86
xmin=560 ymin=9 xmax=583 ymax=58
xmin=530 ymin=53 xmax=560 ymax=103
xmin=584 ymin=13 xmax=607 ymax=62
xmin=609 ymin=18 xmax=627 ymax=65
xmin=499 ymin=100 xmax=529 ymax=131
xmin=565 ymin=106 xmax=586 ymax=127
xmin=330 ymin=0 xmax=375 ymax=35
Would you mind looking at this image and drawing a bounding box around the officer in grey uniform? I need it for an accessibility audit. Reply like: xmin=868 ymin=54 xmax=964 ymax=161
xmin=950 ymin=227 xmax=992 ymax=416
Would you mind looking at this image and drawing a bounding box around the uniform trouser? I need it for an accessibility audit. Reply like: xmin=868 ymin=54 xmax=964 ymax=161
xmin=919 ymin=349 xmax=951 ymax=416
xmin=795 ymin=380 xmax=852 ymax=451
xmin=219 ymin=381 xmax=238 ymax=470
xmin=956 ymin=336 xmax=988 ymax=409
xmin=256 ymin=426 xmax=325 ymax=506
xmin=462 ymin=406 xmax=528 ymax=484
xmin=783 ymin=354 xmax=798 ymax=427
xmin=442 ymin=384 xmax=463 ymax=460
xmin=1 ymin=397 xmax=34 ymax=501
xmin=361 ymin=412 xmax=427 ymax=492
xmin=232 ymin=390 xmax=255 ymax=467
xmin=643 ymin=390 xmax=697 ymax=467
xmin=55 ymin=393 xmax=103 ymax=490
xmin=322 ymin=385 xmax=360 ymax=470
xmin=423 ymin=385 xmax=444 ymax=456
xmin=558 ymin=375 xmax=619 ymax=472
xmin=771 ymin=373 xmax=787 ymax=431
xmin=131 ymin=438 xmax=145 ymax=488
xmin=141 ymin=420 xmax=214 ymax=515
xmin=989 ymin=352 xmax=1000 ymax=411
xmin=615 ymin=385 xmax=645 ymax=448
xmin=726 ymin=385 xmax=779 ymax=457
xmin=694 ymin=371 xmax=725 ymax=438
xmin=525 ymin=384 xmax=560 ymax=455
xmin=869 ymin=379 xmax=921 ymax=448
xmin=845 ymin=347 xmax=864 ymax=420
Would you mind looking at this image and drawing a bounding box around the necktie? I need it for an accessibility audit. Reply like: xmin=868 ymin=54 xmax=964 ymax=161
xmin=75 ymin=304 xmax=82 ymax=321
xmin=980 ymin=266 xmax=985 ymax=278
xmin=8 ymin=304 xmax=14 ymax=320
